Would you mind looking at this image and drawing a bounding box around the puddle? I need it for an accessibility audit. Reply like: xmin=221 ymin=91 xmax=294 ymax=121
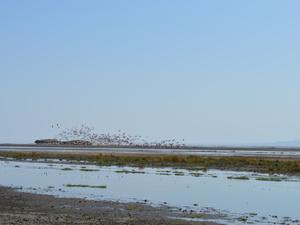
xmin=0 ymin=159 xmax=300 ymax=224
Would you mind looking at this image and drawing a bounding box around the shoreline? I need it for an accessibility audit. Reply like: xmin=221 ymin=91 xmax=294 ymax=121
xmin=0 ymin=186 xmax=217 ymax=225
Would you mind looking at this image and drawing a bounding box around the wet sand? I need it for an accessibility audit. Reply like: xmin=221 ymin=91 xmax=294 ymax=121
xmin=0 ymin=186 xmax=217 ymax=225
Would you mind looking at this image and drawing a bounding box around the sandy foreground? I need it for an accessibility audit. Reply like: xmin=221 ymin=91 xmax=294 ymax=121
xmin=0 ymin=186 xmax=217 ymax=225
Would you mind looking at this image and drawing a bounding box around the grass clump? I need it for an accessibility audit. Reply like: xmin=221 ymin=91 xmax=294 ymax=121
xmin=255 ymin=177 xmax=285 ymax=182
xmin=173 ymin=171 xmax=185 ymax=176
xmin=190 ymin=172 xmax=204 ymax=177
xmin=61 ymin=167 xmax=73 ymax=171
xmin=157 ymin=170 xmax=171 ymax=173
xmin=80 ymin=168 xmax=99 ymax=172
xmin=227 ymin=176 xmax=250 ymax=180
xmin=64 ymin=184 xmax=107 ymax=188
xmin=156 ymin=172 xmax=171 ymax=176
xmin=115 ymin=169 xmax=145 ymax=174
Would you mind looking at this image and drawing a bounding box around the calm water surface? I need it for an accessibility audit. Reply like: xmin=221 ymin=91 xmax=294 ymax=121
xmin=0 ymin=160 xmax=300 ymax=224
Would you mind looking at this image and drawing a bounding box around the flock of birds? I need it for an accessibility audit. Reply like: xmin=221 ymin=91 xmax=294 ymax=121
xmin=53 ymin=124 xmax=185 ymax=148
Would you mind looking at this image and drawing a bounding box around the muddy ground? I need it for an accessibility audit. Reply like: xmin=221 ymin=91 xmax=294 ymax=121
xmin=0 ymin=186 xmax=218 ymax=225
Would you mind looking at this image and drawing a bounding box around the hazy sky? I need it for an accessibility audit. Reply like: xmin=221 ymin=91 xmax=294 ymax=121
xmin=1 ymin=1 xmax=300 ymax=144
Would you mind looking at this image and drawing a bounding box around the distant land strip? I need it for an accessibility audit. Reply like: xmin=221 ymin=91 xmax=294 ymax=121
xmin=1 ymin=143 xmax=300 ymax=151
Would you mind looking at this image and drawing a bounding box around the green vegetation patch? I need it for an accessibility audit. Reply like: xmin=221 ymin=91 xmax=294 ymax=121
xmin=190 ymin=172 xmax=204 ymax=177
xmin=156 ymin=172 xmax=172 ymax=176
xmin=1 ymin=151 xmax=300 ymax=174
xmin=80 ymin=168 xmax=99 ymax=172
xmin=173 ymin=171 xmax=185 ymax=176
xmin=61 ymin=167 xmax=73 ymax=171
xmin=185 ymin=167 xmax=208 ymax=172
xmin=227 ymin=176 xmax=250 ymax=180
xmin=157 ymin=170 xmax=172 ymax=173
xmin=255 ymin=177 xmax=285 ymax=182
xmin=115 ymin=169 xmax=145 ymax=174
xmin=64 ymin=184 xmax=107 ymax=188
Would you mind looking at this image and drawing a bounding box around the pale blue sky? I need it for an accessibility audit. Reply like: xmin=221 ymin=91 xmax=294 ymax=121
xmin=1 ymin=1 xmax=300 ymax=144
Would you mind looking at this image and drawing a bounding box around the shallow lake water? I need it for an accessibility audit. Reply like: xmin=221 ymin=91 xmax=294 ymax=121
xmin=0 ymin=159 xmax=300 ymax=224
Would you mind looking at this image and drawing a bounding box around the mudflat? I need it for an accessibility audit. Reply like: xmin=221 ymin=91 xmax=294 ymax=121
xmin=0 ymin=186 xmax=216 ymax=225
